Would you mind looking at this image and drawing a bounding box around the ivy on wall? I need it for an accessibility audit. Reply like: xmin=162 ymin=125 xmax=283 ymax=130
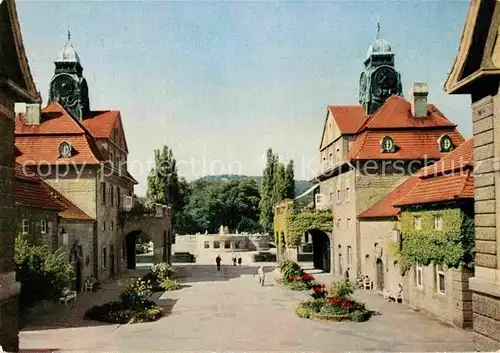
xmin=286 ymin=209 xmax=333 ymax=246
xmin=398 ymin=204 xmax=474 ymax=275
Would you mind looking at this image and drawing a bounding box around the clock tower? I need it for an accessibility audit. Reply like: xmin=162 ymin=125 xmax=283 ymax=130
xmin=358 ymin=24 xmax=402 ymax=115
xmin=48 ymin=32 xmax=90 ymax=120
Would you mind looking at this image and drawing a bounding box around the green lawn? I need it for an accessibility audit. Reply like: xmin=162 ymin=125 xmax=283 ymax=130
xmin=136 ymin=253 xmax=154 ymax=264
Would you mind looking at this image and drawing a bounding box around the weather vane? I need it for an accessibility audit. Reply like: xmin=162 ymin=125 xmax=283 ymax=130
xmin=67 ymin=30 xmax=71 ymax=42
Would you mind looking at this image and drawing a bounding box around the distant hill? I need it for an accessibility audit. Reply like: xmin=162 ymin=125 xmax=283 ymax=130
xmin=197 ymin=174 xmax=313 ymax=204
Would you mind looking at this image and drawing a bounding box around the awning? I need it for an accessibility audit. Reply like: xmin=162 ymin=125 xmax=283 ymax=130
xmin=294 ymin=183 xmax=319 ymax=201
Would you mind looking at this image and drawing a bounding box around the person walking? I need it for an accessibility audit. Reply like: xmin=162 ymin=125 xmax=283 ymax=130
xmin=237 ymin=254 xmax=242 ymax=267
xmin=216 ymin=255 xmax=222 ymax=272
xmin=232 ymin=252 xmax=237 ymax=266
xmin=256 ymin=265 xmax=265 ymax=286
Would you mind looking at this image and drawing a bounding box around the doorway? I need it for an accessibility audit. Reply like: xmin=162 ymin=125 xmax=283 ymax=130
xmin=376 ymin=259 xmax=384 ymax=290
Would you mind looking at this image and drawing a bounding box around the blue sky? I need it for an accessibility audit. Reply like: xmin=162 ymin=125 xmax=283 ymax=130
xmin=17 ymin=1 xmax=472 ymax=196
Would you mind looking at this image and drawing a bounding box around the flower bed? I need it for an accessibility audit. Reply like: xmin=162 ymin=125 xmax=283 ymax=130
xmin=294 ymin=279 xmax=373 ymax=322
xmin=84 ymin=278 xmax=163 ymax=324
xmin=278 ymin=260 xmax=316 ymax=291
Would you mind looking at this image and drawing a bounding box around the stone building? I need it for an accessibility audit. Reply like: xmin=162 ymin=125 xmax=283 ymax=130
xmin=394 ymin=139 xmax=475 ymax=328
xmin=0 ymin=0 xmax=40 ymax=350
xmin=14 ymin=34 xmax=172 ymax=281
xmin=314 ymin=28 xmax=465 ymax=279
xmin=444 ymin=0 xmax=500 ymax=349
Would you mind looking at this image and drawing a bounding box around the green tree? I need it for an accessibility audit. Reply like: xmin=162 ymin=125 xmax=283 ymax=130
xmin=285 ymin=160 xmax=295 ymax=199
xmin=273 ymin=163 xmax=287 ymax=203
xmin=259 ymin=149 xmax=279 ymax=233
xmin=146 ymin=146 xmax=183 ymax=232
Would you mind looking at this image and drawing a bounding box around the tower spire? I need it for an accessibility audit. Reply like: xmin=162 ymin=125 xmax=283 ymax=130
xmin=376 ymin=21 xmax=380 ymax=39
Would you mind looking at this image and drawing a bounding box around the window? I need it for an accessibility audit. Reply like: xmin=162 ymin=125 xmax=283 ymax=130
xmin=102 ymin=221 xmax=106 ymax=231
xmin=380 ymin=136 xmax=396 ymax=153
xmin=336 ymin=190 xmax=340 ymax=203
xmin=224 ymin=241 xmax=231 ymax=249
xmin=315 ymin=194 xmax=323 ymax=209
xmin=346 ymin=187 xmax=350 ymax=201
xmin=436 ymin=263 xmax=446 ymax=294
xmin=434 ymin=215 xmax=443 ymax=230
xmin=101 ymin=182 xmax=106 ymax=204
xmin=110 ymin=185 xmax=114 ymax=206
xmin=41 ymin=220 xmax=47 ymax=234
xmin=111 ymin=221 xmax=114 ymax=231
xmin=204 ymin=241 xmax=210 ymax=249
xmin=117 ymin=188 xmax=121 ymax=208
xmin=438 ymin=135 xmax=454 ymax=152
xmin=337 ymin=219 xmax=341 ymax=229
xmin=213 ymin=241 xmax=220 ymax=249
xmin=329 ymin=192 xmax=333 ymax=205
xmin=347 ymin=246 xmax=352 ymax=266
xmin=416 ymin=264 xmax=424 ymax=288
xmin=22 ymin=219 xmax=29 ymax=235
xmin=414 ymin=216 xmax=422 ymax=230
xmin=59 ymin=141 xmax=72 ymax=158
xmin=102 ymin=246 xmax=107 ymax=269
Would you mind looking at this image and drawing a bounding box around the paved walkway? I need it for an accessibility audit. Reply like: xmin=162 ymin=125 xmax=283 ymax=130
xmin=20 ymin=263 xmax=474 ymax=352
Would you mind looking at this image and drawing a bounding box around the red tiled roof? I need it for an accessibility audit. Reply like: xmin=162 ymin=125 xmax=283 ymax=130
xmin=83 ymin=110 xmax=119 ymax=138
xmin=394 ymin=171 xmax=474 ymax=207
xmin=358 ymin=177 xmax=420 ymax=219
xmin=362 ymin=95 xmax=457 ymax=131
xmin=347 ymin=129 xmax=465 ymax=161
xmin=14 ymin=164 xmax=63 ymax=211
xmin=417 ymin=138 xmax=474 ymax=177
xmin=15 ymin=101 xmax=85 ymax=135
xmin=14 ymin=164 xmax=92 ymax=220
xmin=327 ymin=105 xmax=367 ymax=134
xmin=15 ymin=135 xmax=102 ymax=165
xmin=393 ymin=138 xmax=475 ymax=206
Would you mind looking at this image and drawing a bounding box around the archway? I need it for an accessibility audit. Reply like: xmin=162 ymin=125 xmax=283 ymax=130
xmin=125 ymin=230 xmax=141 ymax=270
xmin=310 ymin=229 xmax=331 ymax=272
xmin=376 ymin=258 xmax=384 ymax=290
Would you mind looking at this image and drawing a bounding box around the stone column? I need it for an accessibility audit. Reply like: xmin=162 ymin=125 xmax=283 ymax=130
xmin=0 ymin=106 xmax=20 ymax=352
xmin=470 ymin=95 xmax=500 ymax=350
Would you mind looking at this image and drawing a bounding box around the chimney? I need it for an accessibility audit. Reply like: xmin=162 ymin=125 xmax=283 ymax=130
xmin=409 ymin=83 xmax=429 ymax=118
xmin=24 ymin=103 xmax=41 ymax=125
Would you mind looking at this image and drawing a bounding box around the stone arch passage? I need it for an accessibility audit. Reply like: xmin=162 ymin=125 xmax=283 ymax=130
xmin=309 ymin=229 xmax=331 ymax=273
xmin=125 ymin=230 xmax=141 ymax=270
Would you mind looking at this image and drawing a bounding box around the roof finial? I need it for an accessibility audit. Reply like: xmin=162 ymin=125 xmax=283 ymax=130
xmin=376 ymin=21 xmax=381 ymax=39
xmin=67 ymin=30 xmax=71 ymax=43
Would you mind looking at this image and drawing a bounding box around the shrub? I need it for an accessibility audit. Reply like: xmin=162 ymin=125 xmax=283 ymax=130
xmin=306 ymin=298 xmax=327 ymax=313
xmin=319 ymin=302 xmax=347 ymax=316
xmin=349 ymin=309 xmax=371 ymax=322
xmin=142 ymin=263 xmax=175 ymax=291
xmin=287 ymin=280 xmax=311 ymax=291
xmin=84 ymin=300 xmax=163 ymax=324
xmin=294 ymin=302 xmax=311 ymax=318
xmin=14 ymin=237 xmax=74 ymax=307
xmin=160 ymin=278 xmax=181 ymax=291
xmin=279 ymin=260 xmax=303 ymax=280
xmin=119 ymin=278 xmax=152 ymax=308
xmin=329 ymin=280 xmax=355 ymax=300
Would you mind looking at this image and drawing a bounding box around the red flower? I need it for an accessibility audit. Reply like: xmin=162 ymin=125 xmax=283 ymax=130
xmin=341 ymin=300 xmax=353 ymax=309
xmin=329 ymin=297 xmax=341 ymax=305
xmin=301 ymin=273 xmax=314 ymax=281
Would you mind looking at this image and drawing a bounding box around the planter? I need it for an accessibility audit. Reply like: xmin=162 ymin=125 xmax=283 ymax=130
xmin=312 ymin=313 xmax=350 ymax=322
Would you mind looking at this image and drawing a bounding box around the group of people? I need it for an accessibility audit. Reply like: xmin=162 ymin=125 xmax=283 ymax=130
xmin=214 ymin=254 xmax=266 ymax=286
xmin=215 ymin=253 xmax=242 ymax=272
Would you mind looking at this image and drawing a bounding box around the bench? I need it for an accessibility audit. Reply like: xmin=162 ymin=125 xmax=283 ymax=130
xmin=59 ymin=288 xmax=77 ymax=305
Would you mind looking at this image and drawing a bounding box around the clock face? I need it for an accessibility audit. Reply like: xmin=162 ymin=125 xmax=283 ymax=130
xmin=373 ymin=67 xmax=396 ymax=92
xmin=59 ymin=142 xmax=72 ymax=158
xmin=359 ymin=72 xmax=367 ymax=96
xmin=52 ymin=75 xmax=75 ymax=97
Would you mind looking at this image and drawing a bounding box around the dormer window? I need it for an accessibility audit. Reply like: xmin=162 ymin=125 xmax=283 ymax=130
xmin=380 ymin=136 xmax=395 ymax=153
xmin=438 ymin=135 xmax=454 ymax=152
xmin=59 ymin=141 xmax=72 ymax=158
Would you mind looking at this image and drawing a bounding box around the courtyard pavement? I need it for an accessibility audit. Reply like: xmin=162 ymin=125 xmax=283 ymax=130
xmin=20 ymin=262 xmax=474 ymax=352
